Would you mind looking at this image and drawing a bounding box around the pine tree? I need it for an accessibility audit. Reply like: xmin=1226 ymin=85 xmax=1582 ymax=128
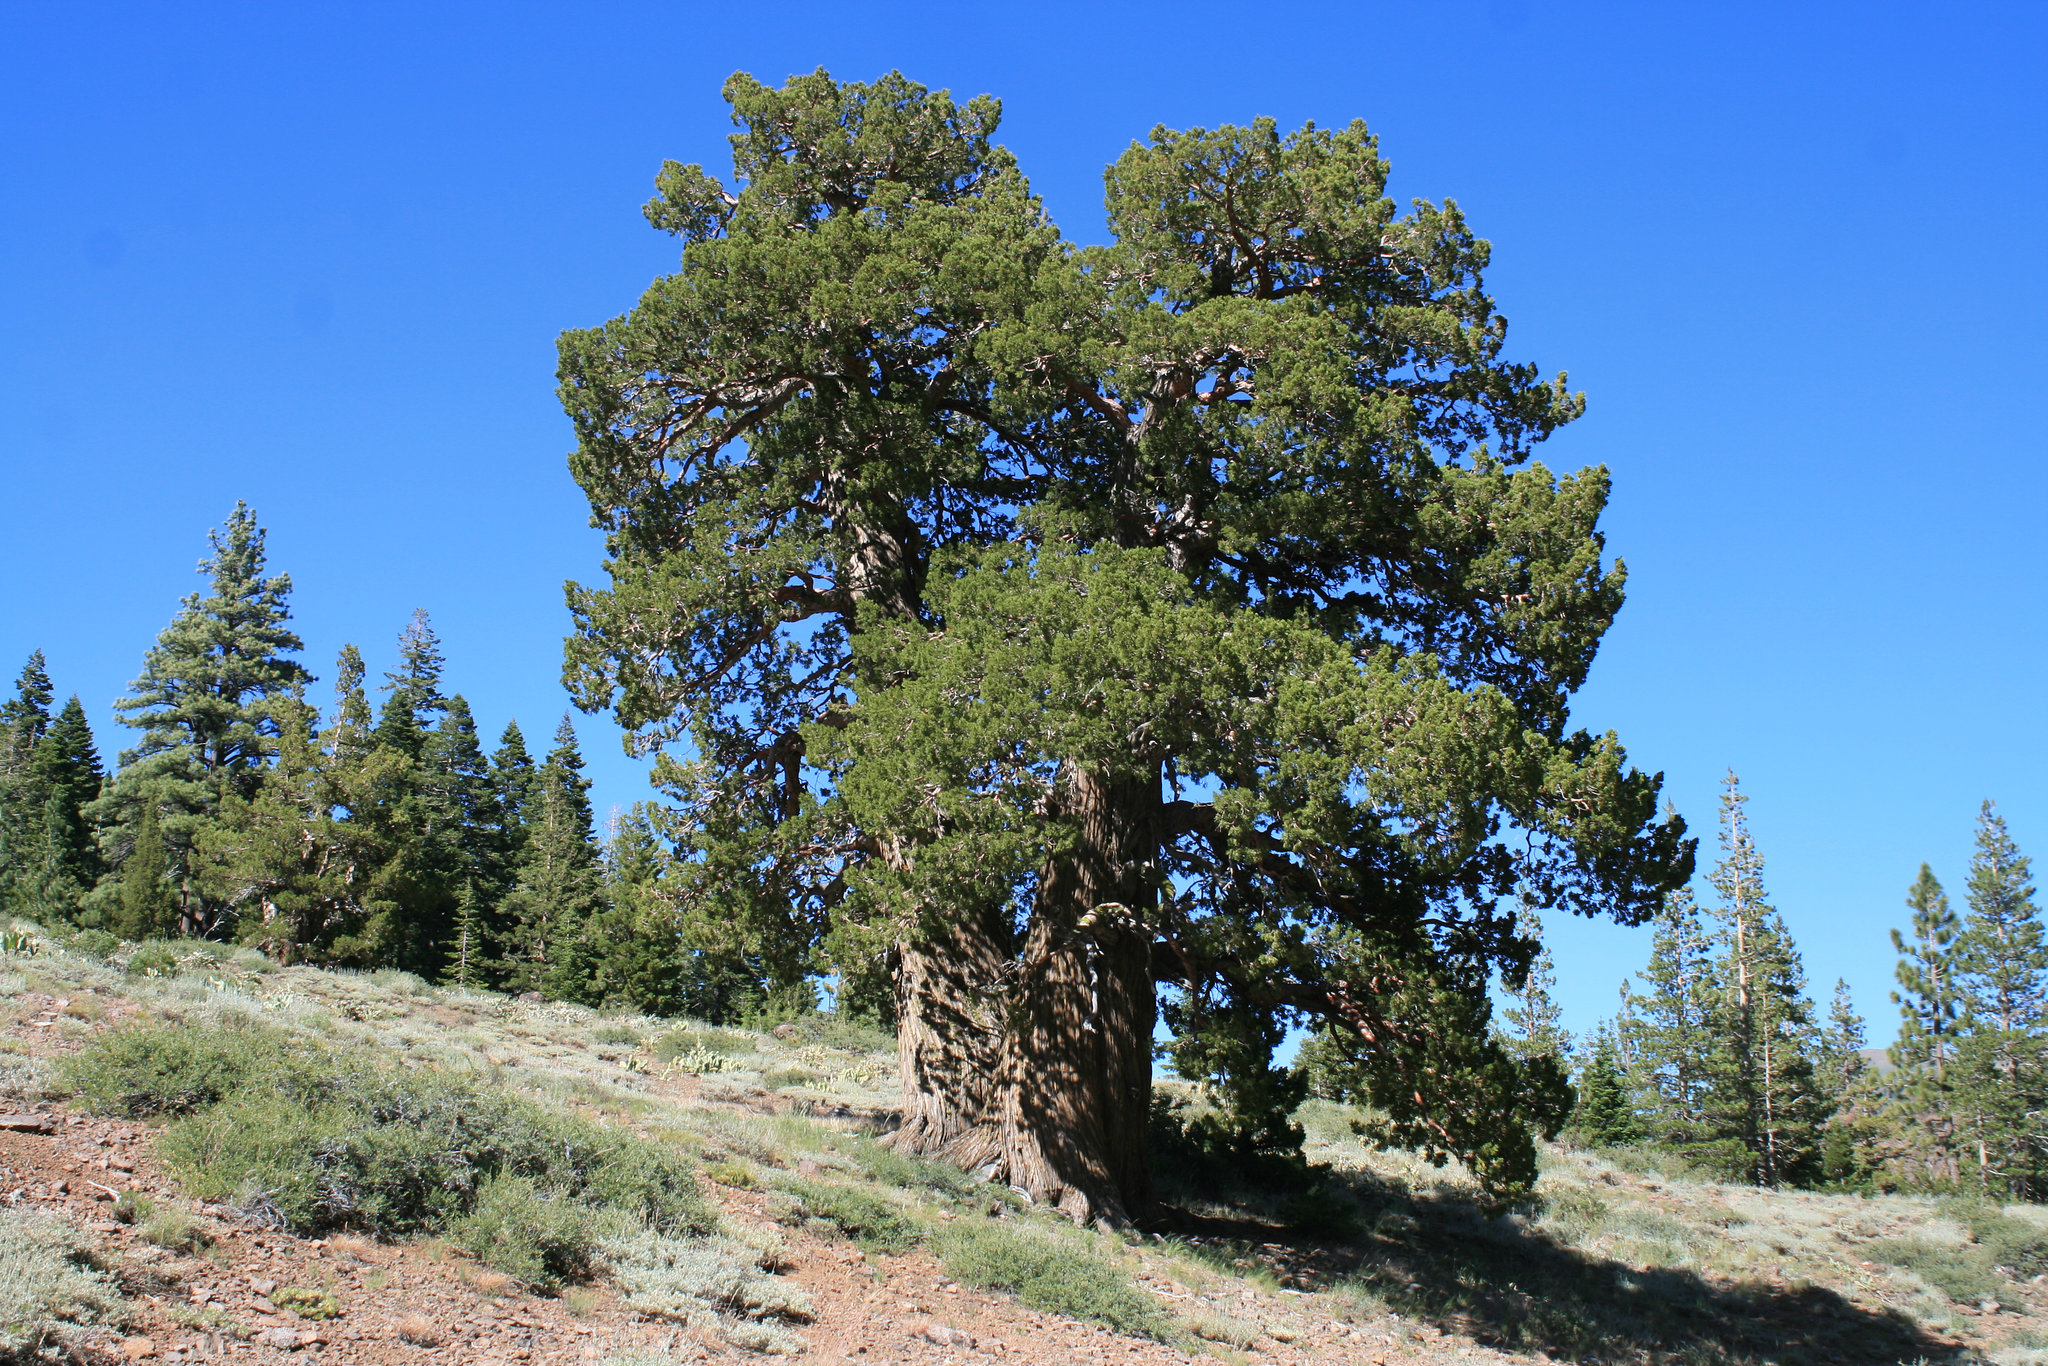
xmin=1500 ymin=908 xmax=1573 ymax=1064
xmin=444 ymin=878 xmax=486 ymax=989
xmin=1623 ymin=886 xmax=1718 ymax=1156
xmin=115 ymin=804 xmax=178 ymax=939
xmin=94 ymin=505 xmax=310 ymax=935
xmin=1815 ymin=978 xmax=1875 ymax=1188
xmin=1952 ymin=802 xmax=2048 ymax=1199
xmin=11 ymin=697 xmax=107 ymax=921
xmin=499 ymin=717 xmax=603 ymax=995
xmin=381 ymin=609 xmax=447 ymax=727
xmin=194 ymin=689 xmax=348 ymax=959
xmin=1700 ymin=772 xmax=1825 ymax=1187
xmin=1889 ymin=863 xmax=1964 ymax=1186
xmin=1574 ymin=1026 xmax=1644 ymax=1147
xmin=0 ymin=652 xmax=57 ymax=911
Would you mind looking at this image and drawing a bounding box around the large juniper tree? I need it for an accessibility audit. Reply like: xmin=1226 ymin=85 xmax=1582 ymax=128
xmin=558 ymin=70 xmax=1689 ymax=1220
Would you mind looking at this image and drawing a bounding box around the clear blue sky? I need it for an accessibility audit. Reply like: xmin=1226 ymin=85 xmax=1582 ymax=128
xmin=5 ymin=2 xmax=2043 ymax=1046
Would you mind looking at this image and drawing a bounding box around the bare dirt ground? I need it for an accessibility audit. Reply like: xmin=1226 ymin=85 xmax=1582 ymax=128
xmin=0 ymin=953 xmax=2021 ymax=1366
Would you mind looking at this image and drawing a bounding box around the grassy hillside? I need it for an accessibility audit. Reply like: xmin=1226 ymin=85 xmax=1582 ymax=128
xmin=0 ymin=920 xmax=2033 ymax=1365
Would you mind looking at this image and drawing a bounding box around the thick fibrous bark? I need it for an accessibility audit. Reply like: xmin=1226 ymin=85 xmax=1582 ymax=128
xmin=889 ymin=767 xmax=1159 ymax=1228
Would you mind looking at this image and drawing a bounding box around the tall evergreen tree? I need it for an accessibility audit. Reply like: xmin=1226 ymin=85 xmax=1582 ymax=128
xmin=382 ymin=609 xmax=448 ymax=727
xmin=1574 ymin=1025 xmax=1644 ymax=1147
xmin=1889 ymin=863 xmax=1964 ymax=1185
xmin=1623 ymin=886 xmax=1719 ymax=1158
xmin=94 ymin=504 xmax=309 ymax=935
xmin=1815 ymin=978 xmax=1877 ymax=1187
xmin=115 ymin=803 xmax=178 ymax=939
xmin=1499 ymin=908 xmax=1573 ymax=1064
xmin=11 ymin=697 xmax=107 ymax=921
xmin=1952 ymin=802 xmax=2048 ymax=1198
xmin=1700 ymin=773 xmax=1824 ymax=1187
xmin=0 ymin=652 xmax=57 ymax=910
xmin=557 ymin=68 xmax=1689 ymax=1217
xmin=499 ymin=717 xmax=603 ymax=994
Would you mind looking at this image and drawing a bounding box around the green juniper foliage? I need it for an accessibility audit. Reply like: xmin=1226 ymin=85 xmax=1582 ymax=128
xmin=555 ymin=67 xmax=1691 ymax=1214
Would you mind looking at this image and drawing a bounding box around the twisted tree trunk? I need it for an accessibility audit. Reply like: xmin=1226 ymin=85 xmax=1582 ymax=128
xmin=887 ymin=766 xmax=1159 ymax=1227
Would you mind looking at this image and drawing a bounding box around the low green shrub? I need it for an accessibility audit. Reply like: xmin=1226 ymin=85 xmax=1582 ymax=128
xmin=847 ymin=1138 xmax=969 ymax=1197
xmin=653 ymin=1027 xmax=752 ymax=1060
xmin=126 ymin=943 xmax=183 ymax=977
xmin=761 ymin=1066 xmax=817 ymax=1091
xmin=1871 ymin=1236 xmax=1997 ymax=1302
xmin=450 ymin=1174 xmax=608 ymax=1289
xmin=63 ymin=928 xmax=120 ymax=960
xmin=935 ymin=1219 xmax=1167 ymax=1339
xmin=70 ymin=1020 xmax=710 ymax=1272
xmin=593 ymin=1024 xmax=643 ymax=1046
xmin=61 ymin=1021 xmax=307 ymax=1117
xmin=776 ymin=1180 xmax=919 ymax=1253
xmin=140 ymin=1202 xmax=209 ymax=1254
xmin=1182 ymin=1309 xmax=1260 ymax=1347
xmin=272 ymin=1286 xmax=340 ymax=1320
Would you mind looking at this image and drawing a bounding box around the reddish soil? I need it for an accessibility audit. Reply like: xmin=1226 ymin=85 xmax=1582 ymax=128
xmin=1 ymin=989 xmax=1446 ymax=1366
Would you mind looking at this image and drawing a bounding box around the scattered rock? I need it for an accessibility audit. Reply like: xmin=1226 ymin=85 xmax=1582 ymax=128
xmin=917 ymin=1323 xmax=975 ymax=1347
xmin=119 ymin=1337 xmax=155 ymax=1360
xmin=258 ymin=1326 xmax=303 ymax=1349
xmin=250 ymin=1276 xmax=279 ymax=1296
xmin=109 ymin=1154 xmax=135 ymax=1172
xmin=797 ymin=1159 xmax=823 ymax=1175
xmin=0 ymin=1113 xmax=52 ymax=1133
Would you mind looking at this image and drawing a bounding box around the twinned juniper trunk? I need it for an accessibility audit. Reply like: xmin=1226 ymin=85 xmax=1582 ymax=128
xmin=888 ymin=767 xmax=1159 ymax=1227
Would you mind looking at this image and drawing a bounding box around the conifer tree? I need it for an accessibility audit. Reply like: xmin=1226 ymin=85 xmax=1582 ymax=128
xmin=115 ymin=804 xmax=178 ymax=939
xmin=195 ymin=690 xmax=349 ymax=959
xmin=1574 ymin=1026 xmax=1643 ymax=1147
xmin=382 ymin=609 xmax=447 ymax=727
xmin=445 ymin=878 xmax=486 ymax=989
xmin=0 ymin=652 xmax=57 ymax=910
xmin=1700 ymin=772 xmax=1825 ymax=1187
xmin=1889 ymin=863 xmax=1963 ymax=1185
xmin=1952 ymin=802 xmax=2048 ymax=1198
xmin=1623 ymin=886 xmax=1718 ymax=1155
xmin=558 ymin=68 xmax=1690 ymax=1216
xmin=11 ymin=697 xmax=107 ymax=920
xmin=499 ymin=717 xmax=603 ymax=994
xmin=1499 ymin=908 xmax=1573 ymax=1064
xmin=95 ymin=505 xmax=309 ymax=935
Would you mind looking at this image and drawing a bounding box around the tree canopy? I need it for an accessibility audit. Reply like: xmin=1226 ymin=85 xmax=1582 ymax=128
xmin=558 ymin=68 xmax=1690 ymax=1217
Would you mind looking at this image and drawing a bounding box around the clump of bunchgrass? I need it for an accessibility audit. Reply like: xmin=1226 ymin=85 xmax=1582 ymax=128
xmin=934 ymin=1219 xmax=1167 ymax=1339
xmin=140 ymin=1201 xmax=210 ymax=1254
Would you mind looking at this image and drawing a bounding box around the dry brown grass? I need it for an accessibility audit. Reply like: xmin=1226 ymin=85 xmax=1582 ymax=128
xmin=394 ymin=1312 xmax=438 ymax=1345
xmin=472 ymin=1270 xmax=514 ymax=1297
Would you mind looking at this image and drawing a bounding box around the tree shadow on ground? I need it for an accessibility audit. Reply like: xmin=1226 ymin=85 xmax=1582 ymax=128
xmin=1150 ymin=1180 xmax=1962 ymax=1366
